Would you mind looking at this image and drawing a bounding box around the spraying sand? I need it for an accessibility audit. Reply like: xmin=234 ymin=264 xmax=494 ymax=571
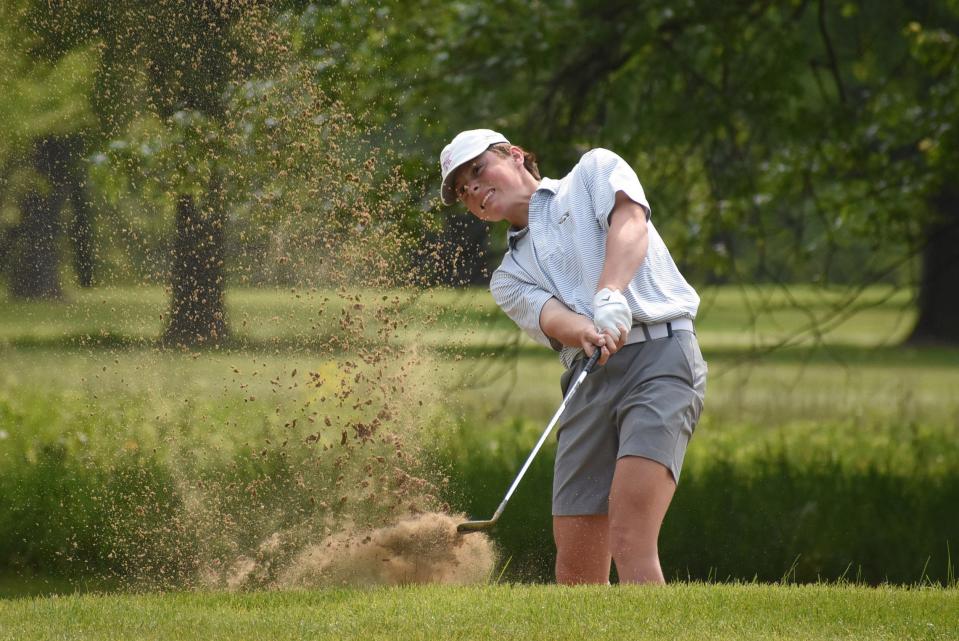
xmin=213 ymin=512 xmax=496 ymax=589
xmin=280 ymin=512 xmax=495 ymax=587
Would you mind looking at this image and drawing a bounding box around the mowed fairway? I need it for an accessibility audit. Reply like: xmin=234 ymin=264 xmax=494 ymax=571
xmin=2 ymin=584 xmax=956 ymax=641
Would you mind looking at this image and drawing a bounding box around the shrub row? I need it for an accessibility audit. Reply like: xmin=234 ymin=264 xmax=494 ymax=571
xmin=435 ymin=417 xmax=959 ymax=585
xmin=2 ymin=398 xmax=957 ymax=587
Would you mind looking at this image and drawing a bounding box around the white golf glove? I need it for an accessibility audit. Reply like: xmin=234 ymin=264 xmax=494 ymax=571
xmin=592 ymin=288 xmax=632 ymax=341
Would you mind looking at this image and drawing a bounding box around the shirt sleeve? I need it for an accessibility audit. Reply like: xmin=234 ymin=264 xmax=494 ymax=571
xmin=581 ymin=148 xmax=651 ymax=230
xmin=489 ymin=268 xmax=558 ymax=350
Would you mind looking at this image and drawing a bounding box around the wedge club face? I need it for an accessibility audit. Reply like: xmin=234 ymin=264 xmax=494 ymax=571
xmin=456 ymin=517 xmax=498 ymax=534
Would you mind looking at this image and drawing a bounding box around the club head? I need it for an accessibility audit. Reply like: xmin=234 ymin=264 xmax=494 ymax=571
xmin=456 ymin=517 xmax=498 ymax=534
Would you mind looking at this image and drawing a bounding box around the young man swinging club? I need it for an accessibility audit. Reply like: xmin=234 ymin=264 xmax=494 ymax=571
xmin=440 ymin=129 xmax=707 ymax=584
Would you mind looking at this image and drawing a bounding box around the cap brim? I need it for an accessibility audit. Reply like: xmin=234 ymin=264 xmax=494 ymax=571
xmin=441 ymin=172 xmax=458 ymax=206
xmin=441 ymin=157 xmax=472 ymax=206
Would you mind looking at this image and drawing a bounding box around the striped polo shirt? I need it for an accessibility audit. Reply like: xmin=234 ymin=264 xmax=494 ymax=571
xmin=490 ymin=148 xmax=700 ymax=368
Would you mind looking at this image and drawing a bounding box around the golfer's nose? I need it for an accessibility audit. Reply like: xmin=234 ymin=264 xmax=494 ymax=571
xmin=465 ymin=181 xmax=480 ymax=201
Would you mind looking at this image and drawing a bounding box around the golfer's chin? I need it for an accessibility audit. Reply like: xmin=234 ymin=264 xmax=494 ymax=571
xmin=471 ymin=206 xmax=502 ymax=223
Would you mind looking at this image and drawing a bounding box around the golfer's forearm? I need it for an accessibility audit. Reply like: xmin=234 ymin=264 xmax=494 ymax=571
xmin=596 ymin=193 xmax=648 ymax=292
xmin=539 ymin=298 xmax=592 ymax=348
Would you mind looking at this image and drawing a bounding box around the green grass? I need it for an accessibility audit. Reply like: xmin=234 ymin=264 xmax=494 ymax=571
xmin=1 ymin=583 xmax=957 ymax=640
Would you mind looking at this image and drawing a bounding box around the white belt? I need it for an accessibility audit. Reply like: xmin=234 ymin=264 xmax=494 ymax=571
xmin=624 ymin=318 xmax=694 ymax=345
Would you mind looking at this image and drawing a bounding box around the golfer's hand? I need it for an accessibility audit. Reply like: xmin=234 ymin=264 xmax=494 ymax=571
xmin=539 ymin=298 xmax=626 ymax=366
xmin=580 ymin=322 xmax=628 ymax=366
xmin=593 ymin=288 xmax=632 ymax=341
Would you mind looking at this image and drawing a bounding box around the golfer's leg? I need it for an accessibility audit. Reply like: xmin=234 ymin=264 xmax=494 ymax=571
xmin=607 ymin=455 xmax=676 ymax=584
xmin=553 ymin=515 xmax=611 ymax=585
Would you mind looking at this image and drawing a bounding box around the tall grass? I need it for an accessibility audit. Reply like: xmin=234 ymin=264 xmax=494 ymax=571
xmin=432 ymin=411 xmax=959 ymax=585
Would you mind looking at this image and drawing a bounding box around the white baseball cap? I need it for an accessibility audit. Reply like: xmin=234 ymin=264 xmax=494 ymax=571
xmin=439 ymin=129 xmax=510 ymax=205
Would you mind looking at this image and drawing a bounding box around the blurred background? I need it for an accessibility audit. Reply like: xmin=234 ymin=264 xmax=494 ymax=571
xmin=1 ymin=0 xmax=957 ymax=593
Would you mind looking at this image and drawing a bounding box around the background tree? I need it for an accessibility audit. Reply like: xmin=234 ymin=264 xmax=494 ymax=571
xmin=19 ymin=0 xmax=287 ymax=344
xmin=0 ymin=2 xmax=98 ymax=298
xmin=17 ymin=1 xmax=428 ymax=343
xmin=93 ymin=1 xmax=272 ymax=346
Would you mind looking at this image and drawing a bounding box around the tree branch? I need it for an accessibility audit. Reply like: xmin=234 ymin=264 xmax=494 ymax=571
xmin=817 ymin=0 xmax=847 ymax=105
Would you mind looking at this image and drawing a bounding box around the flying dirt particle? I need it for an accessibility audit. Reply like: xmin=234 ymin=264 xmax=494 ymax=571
xmin=277 ymin=512 xmax=495 ymax=587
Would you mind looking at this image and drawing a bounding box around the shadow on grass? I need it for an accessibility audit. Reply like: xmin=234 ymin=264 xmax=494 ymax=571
xmin=0 ymin=574 xmax=114 ymax=599
xmin=442 ymin=342 xmax=959 ymax=370
xmin=0 ymin=331 xmax=530 ymax=368
xmin=3 ymin=332 xmax=958 ymax=369
xmin=0 ymin=332 xmax=370 ymax=356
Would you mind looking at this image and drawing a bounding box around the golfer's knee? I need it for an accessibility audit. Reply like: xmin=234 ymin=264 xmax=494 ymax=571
xmin=555 ymin=555 xmax=608 ymax=585
xmin=608 ymin=520 xmax=656 ymax=560
xmin=555 ymin=542 xmax=610 ymax=585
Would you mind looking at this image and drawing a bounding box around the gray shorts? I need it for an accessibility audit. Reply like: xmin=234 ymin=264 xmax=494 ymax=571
xmin=552 ymin=330 xmax=707 ymax=516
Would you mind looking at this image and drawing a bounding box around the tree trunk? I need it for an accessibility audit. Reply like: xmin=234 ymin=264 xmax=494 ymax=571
xmin=10 ymin=192 xmax=64 ymax=299
xmin=441 ymin=213 xmax=491 ymax=286
xmin=67 ymin=160 xmax=95 ymax=288
xmin=8 ymin=137 xmax=73 ymax=300
xmin=162 ymin=172 xmax=228 ymax=347
xmin=413 ymin=212 xmax=492 ymax=287
xmin=907 ymin=186 xmax=959 ymax=344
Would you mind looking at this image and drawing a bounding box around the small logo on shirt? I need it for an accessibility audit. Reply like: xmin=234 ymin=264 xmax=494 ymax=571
xmin=557 ymin=211 xmax=570 ymax=224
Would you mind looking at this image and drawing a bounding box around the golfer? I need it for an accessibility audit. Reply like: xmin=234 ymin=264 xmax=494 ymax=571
xmin=440 ymin=129 xmax=707 ymax=585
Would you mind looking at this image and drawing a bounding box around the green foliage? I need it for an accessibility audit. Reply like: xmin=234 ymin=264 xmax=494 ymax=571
xmin=0 ymin=355 xmax=442 ymax=586
xmin=281 ymin=0 xmax=959 ymax=287
xmin=0 ymin=1 xmax=98 ymax=172
xmin=7 ymin=0 xmax=956 ymax=293
xmin=0 ymin=2 xmax=98 ymax=296
xmin=59 ymin=2 xmax=436 ymax=289
xmin=436 ymin=414 xmax=959 ymax=585
xmin=0 ymin=45 xmax=98 ymax=166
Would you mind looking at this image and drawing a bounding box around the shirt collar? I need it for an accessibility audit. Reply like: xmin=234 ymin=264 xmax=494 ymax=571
xmin=506 ymin=225 xmax=528 ymax=250
xmin=536 ymin=177 xmax=561 ymax=194
xmin=506 ymin=177 xmax=558 ymax=250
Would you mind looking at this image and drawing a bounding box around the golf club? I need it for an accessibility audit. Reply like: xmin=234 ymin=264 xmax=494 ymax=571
xmin=457 ymin=347 xmax=603 ymax=534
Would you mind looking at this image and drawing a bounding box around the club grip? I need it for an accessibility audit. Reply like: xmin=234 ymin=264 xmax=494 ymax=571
xmin=583 ymin=348 xmax=602 ymax=373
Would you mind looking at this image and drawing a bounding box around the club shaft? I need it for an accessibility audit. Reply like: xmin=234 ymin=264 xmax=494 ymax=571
xmin=489 ymin=350 xmax=601 ymax=520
